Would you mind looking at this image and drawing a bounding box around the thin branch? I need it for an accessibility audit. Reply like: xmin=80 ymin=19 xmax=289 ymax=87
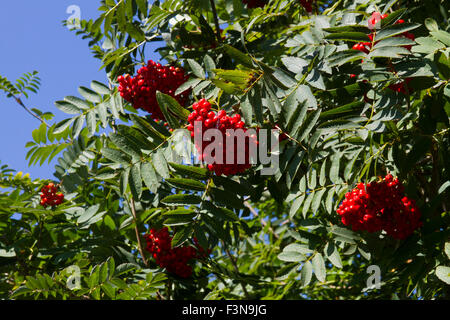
xmin=224 ymin=246 xmax=250 ymax=299
xmin=244 ymin=201 xmax=279 ymax=239
xmin=14 ymin=96 xmax=50 ymax=128
xmin=129 ymin=197 xmax=149 ymax=267
xmin=209 ymin=0 xmax=222 ymax=44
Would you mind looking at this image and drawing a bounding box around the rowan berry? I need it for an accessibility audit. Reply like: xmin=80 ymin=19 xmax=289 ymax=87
xmin=117 ymin=60 xmax=190 ymax=121
xmin=187 ymin=99 xmax=256 ymax=176
xmin=39 ymin=183 xmax=64 ymax=208
xmin=337 ymin=174 xmax=422 ymax=239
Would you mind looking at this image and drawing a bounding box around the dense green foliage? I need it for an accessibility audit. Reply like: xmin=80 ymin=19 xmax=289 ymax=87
xmin=1 ymin=0 xmax=450 ymax=300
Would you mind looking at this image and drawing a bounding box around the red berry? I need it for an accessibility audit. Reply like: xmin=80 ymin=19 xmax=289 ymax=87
xmin=337 ymin=174 xmax=421 ymax=239
xmin=117 ymin=60 xmax=190 ymax=122
xmin=39 ymin=183 xmax=64 ymax=208
xmin=186 ymin=102 xmax=256 ymax=176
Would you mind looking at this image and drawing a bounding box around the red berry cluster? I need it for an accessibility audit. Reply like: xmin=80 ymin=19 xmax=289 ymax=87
xmin=187 ymin=99 xmax=256 ymax=176
xmin=337 ymin=174 xmax=422 ymax=240
xmin=40 ymin=183 xmax=64 ymax=208
xmin=117 ymin=60 xmax=190 ymax=121
xmin=144 ymin=227 xmax=202 ymax=278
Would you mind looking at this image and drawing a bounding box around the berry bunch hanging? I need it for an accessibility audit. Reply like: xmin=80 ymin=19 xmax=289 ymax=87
xmin=144 ymin=227 xmax=204 ymax=278
xmin=337 ymin=174 xmax=422 ymax=240
xmin=40 ymin=183 xmax=64 ymax=208
xmin=187 ymin=99 xmax=256 ymax=176
xmin=117 ymin=60 xmax=190 ymax=121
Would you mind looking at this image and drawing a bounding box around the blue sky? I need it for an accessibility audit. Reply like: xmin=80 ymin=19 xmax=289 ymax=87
xmin=0 ymin=1 xmax=160 ymax=180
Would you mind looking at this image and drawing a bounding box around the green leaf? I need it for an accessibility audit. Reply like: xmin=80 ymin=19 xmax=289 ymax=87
xmin=369 ymin=46 xmax=411 ymax=59
xmin=78 ymin=86 xmax=102 ymax=103
xmin=445 ymin=242 xmax=450 ymax=260
xmin=430 ymin=30 xmax=450 ymax=46
xmin=141 ymin=162 xmax=158 ymax=193
xmin=166 ymin=178 xmax=206 ymax=191
xmin=284 ymin=243 xmax=313 ymax=255
xmin=438 ymin=181 xmax=450 ymax=195
xmin=171 ymin=227 xmax=193 ymax=247
xmin=187 ymin=59 xmax=205 ymax=79
xmin=155 ymin=92 xmax=189 ymax=120
xmin=380 ymin=8 xmax=406 ymax=27
xmin=373 ymin=37 xmax=416 ymax=49
xmin=323 ymin=25 xmax=370 ymax=34
xmin=161 ymin=194 xmax=202 ymax=206
xmin=175 ymin=78 xmax=202 ymax=96
xmin=328 ymin=50 xmax=366 ymax=67
xmin=330 ymin=154 xmax=341 ymax=184
xmin=278 ymin=251 xmax=306 ymax=262
xmin=126 ymin=22 xmax=145 ymax=41
xmin=54 ymin=101 xmax=81 ymax=114
xmin=281 ymin=56 xmax=309 ymax=74
xmin=296 ymin=109 xmax=321 ymax=143
xmin=289 ymin=194 xmax=305 ymax=219
xmin=312 ymin=253 xmax=326 ymax=282
xmin=72 ymin=115 xmax=85 ymax=139
xmin=324 ymin=242 xmax=343 ymax=268
xmin=129 ymin=163 xmax=142 ymax=199
xmin=325 ymin=32 xmax=371 ymax=42
xmin=311 ymin=188 xmax=326 ymax=214
xmin=222 ymin=44 xmax=254 ymax=68
xmin=64 ymin=96 xmax=90 ymax=110
xmin=168 ymin=162 xmax=209 ymax=180
xmin=77 ymin=204 xmax=100 ymax=224
xmin=435 ymin=266 xmax=450 ymax=285
xmin=102 ymin=147 xmax=131 ymax=165
xmin=302 ymin=191 xmax=314 ymax=219
xmin=110 ymin=133 xmax=141 ymax=159
xmin=152 ymin=149 xmax=170 ymax=179
xmin=53 ymin=118 xmax=75 ymax=134
xmin=374 ymin=23 xmax=421 ymax=42
xmin=164 ymin=212 xmax=197 ymax=226
xmin=434 ymin=51 xmax=450 ymax=80
xmin=300 ymin=261 xmax=313 ymax=287
xmin=91 ymin=80 xmax=111 ymax=95
xmin=155 ymin=91 xmax=181 ymax=129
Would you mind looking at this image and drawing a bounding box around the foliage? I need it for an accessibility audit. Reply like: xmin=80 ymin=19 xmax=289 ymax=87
xmin=1 ymin=0 xmax=450 ymax=300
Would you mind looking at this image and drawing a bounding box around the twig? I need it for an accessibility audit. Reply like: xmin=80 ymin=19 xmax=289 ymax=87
xmin=209 ymin=0 xmax=222 ymax=44
xmin=244 ymin=201 xmax=279 ymax=239
xmin=129 ymin=197 xmax=149 ymax=267
xmin=14 ymin=96 xmax=50 ymax=127
xmin=224 ymin=246 xmax=250 ymax=299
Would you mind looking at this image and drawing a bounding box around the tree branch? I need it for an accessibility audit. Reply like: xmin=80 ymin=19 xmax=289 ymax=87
xmin=224 ymin=246 xmax=250 ymax=299
xmin=244 ymin=201 xmax=279 ymax=239
xmin=209 ymin=0 xmax=222 ymax=44
xmin=129 ymin=197 xmax=148 ymax=267
xmin=13 ymin=95 xmax=50 ymax=128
